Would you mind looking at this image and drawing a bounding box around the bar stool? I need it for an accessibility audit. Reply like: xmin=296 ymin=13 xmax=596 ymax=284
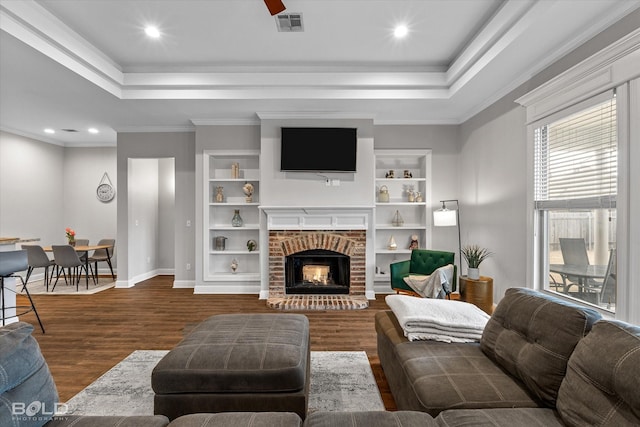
xmin=0 ymin=249 xmax=45 ymax=333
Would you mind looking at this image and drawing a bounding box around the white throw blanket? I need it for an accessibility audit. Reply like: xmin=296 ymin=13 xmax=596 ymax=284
xmin=402 ymin=264 xmax=454 ymax=298
xmin=385 ymin=294 xmax=490 ymax=343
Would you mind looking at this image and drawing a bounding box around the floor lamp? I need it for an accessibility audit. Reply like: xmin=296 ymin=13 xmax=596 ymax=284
xmin=433 ymin=200 xmax=461 ymax=289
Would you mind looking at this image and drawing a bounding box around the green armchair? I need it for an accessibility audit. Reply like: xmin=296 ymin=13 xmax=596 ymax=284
xmin=390 ymin=249 xmax=457 ymax=295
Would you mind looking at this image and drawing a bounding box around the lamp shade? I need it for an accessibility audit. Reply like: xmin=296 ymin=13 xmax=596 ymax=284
xmin=433 ymin=209 xmax=457 ymax=227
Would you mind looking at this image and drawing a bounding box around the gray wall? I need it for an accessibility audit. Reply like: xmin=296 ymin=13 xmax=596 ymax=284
xmin=0 ymin=131 xmax=117 ymax=275
xmin=0 ymin=131 xmax=64 ymax=244
xmin=457 ymin=8 xmax=640 ymax=303
xmin=117 ymin=132 xmax=195 ymax=287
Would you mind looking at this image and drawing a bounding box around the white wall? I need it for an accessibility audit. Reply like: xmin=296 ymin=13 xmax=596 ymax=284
xmin=128 ymin=158 xmax=159 ymax=281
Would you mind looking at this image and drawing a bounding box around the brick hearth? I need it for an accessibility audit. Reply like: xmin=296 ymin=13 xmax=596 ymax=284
xmin=268 ymin=230 xmax=367 ymax=309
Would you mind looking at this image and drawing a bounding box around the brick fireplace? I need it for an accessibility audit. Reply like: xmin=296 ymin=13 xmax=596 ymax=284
xmin=268 ymin=230 xmax=366 ymax=298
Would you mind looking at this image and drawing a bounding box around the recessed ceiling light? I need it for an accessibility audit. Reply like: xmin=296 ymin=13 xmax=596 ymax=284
xmin=88 ymin=128 xmax=99 ymax=134
xmin=44 ymin=128 xmax=55 ymax=134
xmin=145 ymin=26 xmax=161 ymax=38
xmin=394 ymin=25 xmax=408 ymax=39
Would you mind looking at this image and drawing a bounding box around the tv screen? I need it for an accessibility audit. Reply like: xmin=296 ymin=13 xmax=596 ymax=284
xmin=280 ymin=127 xmax=357 ymax=172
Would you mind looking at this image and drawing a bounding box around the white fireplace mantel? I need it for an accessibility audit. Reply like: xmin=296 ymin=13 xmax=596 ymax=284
xmin=260 ymin=206 xmax=374 ymax=230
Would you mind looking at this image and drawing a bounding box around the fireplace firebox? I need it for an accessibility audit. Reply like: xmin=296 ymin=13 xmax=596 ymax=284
xmin=285 ymin=249 xmax=350 ymax=294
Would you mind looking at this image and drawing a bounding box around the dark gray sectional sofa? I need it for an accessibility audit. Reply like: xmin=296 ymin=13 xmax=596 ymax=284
xmin=372 ymin=287 xmax=640 ymax=426
xmin=3 ymin=287 xmax=639 ymax=427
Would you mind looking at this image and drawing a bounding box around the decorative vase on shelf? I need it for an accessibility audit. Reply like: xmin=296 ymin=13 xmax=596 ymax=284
xmin=468 ymin=268 xmax=480 ymax=280
xmin=387 ymin=235 xmax=397 ymax=250
xmin=231 ymin=209 xmax=243 ymax=227
xmin=69 ymin=239 xmax=76 ymax=247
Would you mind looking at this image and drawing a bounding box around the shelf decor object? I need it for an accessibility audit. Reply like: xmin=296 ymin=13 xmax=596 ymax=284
xmin=392 ymin=210 xmax=404 ymax=227
xmin=433 ymin=199 xmax=461 ymax=276
xmin=378 ymin=185 xmax=389 ymax=202
xmin=231 ymin=210 xmax=243 ymax=227
xmin=387 ymin=235 xmax=397 ymax=250
xmin=243 ymin=182 xmax=254 ymax=203
xmin=215 ymin=186 xmax=224 ymax=202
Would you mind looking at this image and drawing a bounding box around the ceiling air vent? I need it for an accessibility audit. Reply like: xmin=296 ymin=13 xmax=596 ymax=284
xmin=275 ymin=13 xmax=304 ymax=32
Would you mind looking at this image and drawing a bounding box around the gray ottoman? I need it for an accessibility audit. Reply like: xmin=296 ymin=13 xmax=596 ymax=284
xmin=152 ymin=314 xmax=310 ymax=421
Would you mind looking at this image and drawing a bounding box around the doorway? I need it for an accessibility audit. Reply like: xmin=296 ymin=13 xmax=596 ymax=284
xmin=127 ymin=158 xmax=175 ymax=284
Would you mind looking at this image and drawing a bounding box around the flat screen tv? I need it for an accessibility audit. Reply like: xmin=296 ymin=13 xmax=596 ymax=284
xmin=280 ymin=127 xmax=357 ymax=172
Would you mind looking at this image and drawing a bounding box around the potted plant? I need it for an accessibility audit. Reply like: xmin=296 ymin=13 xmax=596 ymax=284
xmin=461 ymin=244 xmax=492 ymax=280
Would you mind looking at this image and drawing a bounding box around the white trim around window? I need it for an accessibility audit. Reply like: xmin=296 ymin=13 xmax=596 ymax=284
xmin=518 ymin=29 xmax=640 ymax=323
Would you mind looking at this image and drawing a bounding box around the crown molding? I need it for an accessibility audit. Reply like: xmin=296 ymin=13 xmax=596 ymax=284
xmin=115 ymin=125 xmax=195 ymax=133
xmin=190 ymin=119 xmax=260 ymax=126
xmin=516 ymin=27 xmax=640 ymax=123
xmin=256 ymin=112 xmax=375 ymax=121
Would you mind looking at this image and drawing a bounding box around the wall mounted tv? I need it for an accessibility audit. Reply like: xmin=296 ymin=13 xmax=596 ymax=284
xmin=280 ymin=127 xmax=357 ymax=172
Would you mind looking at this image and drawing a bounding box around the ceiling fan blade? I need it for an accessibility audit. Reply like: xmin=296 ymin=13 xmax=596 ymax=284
xmin=264 ymin=0 xmax=286 ymax=16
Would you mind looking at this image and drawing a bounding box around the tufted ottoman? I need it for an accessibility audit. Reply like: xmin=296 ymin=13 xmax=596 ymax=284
xmin=151 ymin=313 xmax=310 ymax=421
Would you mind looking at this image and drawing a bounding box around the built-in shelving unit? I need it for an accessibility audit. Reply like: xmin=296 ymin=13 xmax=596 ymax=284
xmin=373 ymin=149 xmax=432 ymax=284
xmin=203 ymin=150 xmax=260 ymax=283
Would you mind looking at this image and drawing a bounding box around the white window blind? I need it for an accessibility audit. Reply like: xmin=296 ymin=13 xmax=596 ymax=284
xmin=534 ymin=93 xmax=617 ymax=209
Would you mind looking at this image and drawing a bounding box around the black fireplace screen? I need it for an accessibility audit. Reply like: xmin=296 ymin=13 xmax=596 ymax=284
xmin=285 ymin=249 xmax=350 ymax=294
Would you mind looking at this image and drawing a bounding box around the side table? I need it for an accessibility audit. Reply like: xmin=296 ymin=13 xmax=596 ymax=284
xmin=459 ymin=275 xmax=494 ymax=314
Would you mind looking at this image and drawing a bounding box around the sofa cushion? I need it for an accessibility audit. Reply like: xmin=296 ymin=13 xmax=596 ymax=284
xmin=435 ymin=408 xmax=563 ymax=426
xmin=375 ymin=310 xmax=539 ymax=416
xmin=556 ymin=320 xmax=640 ymax=426
xmin=0 ymin=322 xmax=58 ymax=427
xmin=168 ymin=412 xmax=302 ymax=427
xmin=45 ymin=415 xmax=170 ymax=427
xmin=480 ymin=288 xmax=601 ymax=407
xmin=304 ymin=411 xmax=437 ymax=427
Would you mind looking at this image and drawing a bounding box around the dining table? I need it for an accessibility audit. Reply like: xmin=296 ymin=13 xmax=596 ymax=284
xmin=43 ymin=244 xmax=113 ymax=290
xmin=549 ymin=263 xmax=607 ymax=294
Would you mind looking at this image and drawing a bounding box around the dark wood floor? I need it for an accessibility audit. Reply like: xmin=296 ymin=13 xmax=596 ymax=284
xmin=17 ymin=275 xmax=398 ymax=410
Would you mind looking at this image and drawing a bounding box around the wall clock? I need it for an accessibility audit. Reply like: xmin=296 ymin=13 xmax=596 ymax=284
xmin=96 ymin=172 xmax=115 ymax=202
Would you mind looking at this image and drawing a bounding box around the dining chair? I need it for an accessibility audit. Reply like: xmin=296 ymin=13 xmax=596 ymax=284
xmin=0 ymin=249 xmax=45 ymax=333
xmin=74 ymin=238 xmax=90 ymax=263
xmin=88 ymin=239 xmax=115 ymax=281
xmin=599 ymin=248 xmax=616 ymax=306
xmin=23 ymin=244 xmax=56 ymax=292
xmin=559 ymin=238 xmax=592 ymax=292
xmin=51 ymin=245 xmax=85 ymax=292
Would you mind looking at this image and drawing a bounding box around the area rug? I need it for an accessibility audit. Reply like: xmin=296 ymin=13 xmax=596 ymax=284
xmin=19 ymin=278 xmax=115 ymax=295
xmin=64 ymin=350 xmax=384 ymax=415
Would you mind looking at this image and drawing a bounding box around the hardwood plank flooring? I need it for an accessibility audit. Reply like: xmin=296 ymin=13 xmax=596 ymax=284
xmin=16 ymin=275 xmax=398 ymax=410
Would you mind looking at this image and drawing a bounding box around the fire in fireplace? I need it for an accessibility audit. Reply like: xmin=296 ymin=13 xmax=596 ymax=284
xmin=285 ymin=249 xmax=350 ymax=294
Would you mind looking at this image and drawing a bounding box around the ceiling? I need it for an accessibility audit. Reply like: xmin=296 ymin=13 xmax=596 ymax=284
xmin=1 ymin=0 xmax=639 ymax=147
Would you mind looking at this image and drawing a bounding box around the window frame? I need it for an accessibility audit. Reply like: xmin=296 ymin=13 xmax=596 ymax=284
xmin=517 ymin=29 xmax=640 ymax=323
